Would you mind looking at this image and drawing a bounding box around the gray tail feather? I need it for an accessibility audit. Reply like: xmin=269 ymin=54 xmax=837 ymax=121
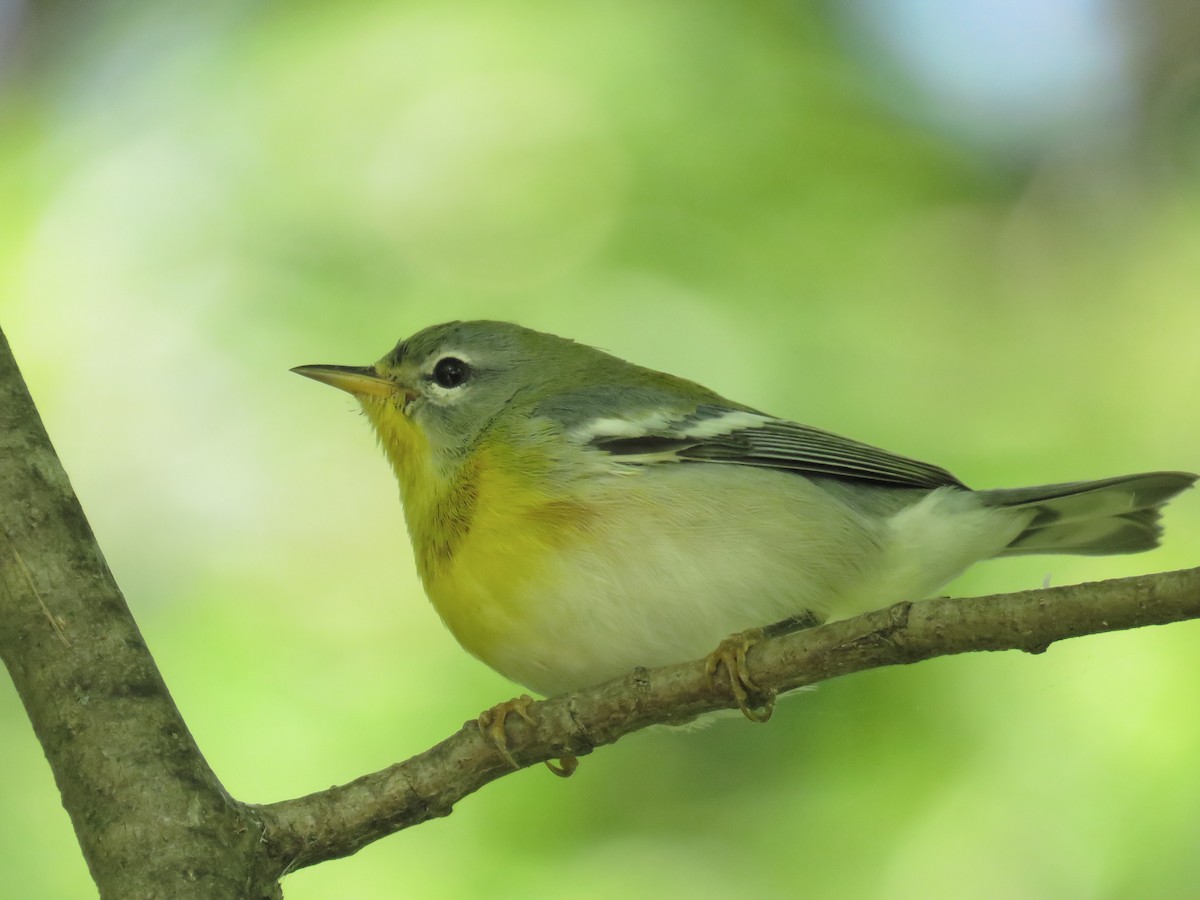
xmin=979 ymin=471 xmax=1196 ymax=556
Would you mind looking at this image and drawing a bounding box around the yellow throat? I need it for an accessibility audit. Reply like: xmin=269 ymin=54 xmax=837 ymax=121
xmin=360 ymin=397 xmax=589 ymax=671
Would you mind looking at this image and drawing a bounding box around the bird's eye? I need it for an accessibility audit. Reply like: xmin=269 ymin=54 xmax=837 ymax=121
xmin=431 ymin=356 xmax=471 ymax=389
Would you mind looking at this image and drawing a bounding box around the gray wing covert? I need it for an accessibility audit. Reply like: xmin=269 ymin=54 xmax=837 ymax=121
xmin=589 ymin=405 xmax=966 ymax=490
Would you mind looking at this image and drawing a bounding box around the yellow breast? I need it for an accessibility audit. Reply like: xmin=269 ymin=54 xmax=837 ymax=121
xmin=423 ymin=454 xmax=590 ymax=669
xmin=365 ymin=401 xmax=589 ymax=673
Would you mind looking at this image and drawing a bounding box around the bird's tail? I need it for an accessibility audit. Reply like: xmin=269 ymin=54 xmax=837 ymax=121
xmin=978 ymin=471 xmax=1196 ymax=557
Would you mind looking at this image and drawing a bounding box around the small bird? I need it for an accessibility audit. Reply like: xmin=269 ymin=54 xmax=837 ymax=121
xmin=295 ymin=321 xmax=1194 ymax=739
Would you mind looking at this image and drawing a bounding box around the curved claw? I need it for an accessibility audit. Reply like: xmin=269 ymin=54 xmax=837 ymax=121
xmin=477 ymin=695 xmax=536 ymax=769
xmin=704 ymin=628 xmax=776 ymax=723
xmin=546 ymin=754 xmax=578 ymax=778
xmin=478 ymin=697 xmax=583 ymax=776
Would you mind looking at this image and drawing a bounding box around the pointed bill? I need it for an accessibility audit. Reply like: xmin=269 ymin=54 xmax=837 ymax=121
xmin=291 ymin=364 xmax=397 ymax=399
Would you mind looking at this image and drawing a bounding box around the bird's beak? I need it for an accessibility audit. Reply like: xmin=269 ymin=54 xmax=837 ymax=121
xmin=291 ymin=364 xmax=399 ymax=399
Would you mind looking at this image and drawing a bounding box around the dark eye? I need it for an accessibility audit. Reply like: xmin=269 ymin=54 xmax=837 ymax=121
xmin=432 ymin=356 xmax=470 ymax=388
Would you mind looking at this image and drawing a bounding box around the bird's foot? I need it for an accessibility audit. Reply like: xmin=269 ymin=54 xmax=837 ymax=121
xmin=477 ymin=695 xmax=579 ymax=776
xmin=704 ymin=628 xmax=775 ymax=723
xmin=477 ymin=695 xmax=536 ymax=769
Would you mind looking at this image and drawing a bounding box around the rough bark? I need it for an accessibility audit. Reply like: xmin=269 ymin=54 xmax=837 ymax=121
xmin=0 ymin=329 xmax=280 ymax=897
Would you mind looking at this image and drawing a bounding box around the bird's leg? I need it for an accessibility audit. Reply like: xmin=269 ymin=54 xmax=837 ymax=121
xmin=477 ymin=695 xmax=536 ymax=769
xmin=705 ymin=610 xmax=822 ymax=723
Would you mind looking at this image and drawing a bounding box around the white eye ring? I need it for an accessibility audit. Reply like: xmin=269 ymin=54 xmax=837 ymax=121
xmin=421 ymin=350 xmax=475 ymax=404
xmin=431 ymin=356 xmax=471 ymax=389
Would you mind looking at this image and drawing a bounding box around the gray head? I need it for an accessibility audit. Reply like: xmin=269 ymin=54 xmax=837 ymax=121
xmin=295 ymin=321 xmax=614 ymax=460
xmin=375 ymin=320 xmax=579 ymax=454
xmin=294 ymin=319 xmax=733 ymax=468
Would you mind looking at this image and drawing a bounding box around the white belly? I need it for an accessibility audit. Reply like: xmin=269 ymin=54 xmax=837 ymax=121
xmin=482 ymin=466 xmax=1032 ymax=696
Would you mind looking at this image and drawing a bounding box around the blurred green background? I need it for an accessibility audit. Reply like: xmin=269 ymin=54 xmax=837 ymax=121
xmin=3 ymin=1 xmax=1199 ymax=897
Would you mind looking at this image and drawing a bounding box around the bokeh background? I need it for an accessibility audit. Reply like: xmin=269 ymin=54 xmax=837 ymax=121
xmin=3 ymin=1 xmax=1200 ymax=897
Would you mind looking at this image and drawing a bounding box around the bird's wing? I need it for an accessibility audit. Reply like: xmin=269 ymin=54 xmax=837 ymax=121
xmin=573 ymin=404 xmax=964 ymax=490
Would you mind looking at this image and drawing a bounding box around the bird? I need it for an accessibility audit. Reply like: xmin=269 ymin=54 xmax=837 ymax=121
xmin=294 ymin=320 xmax=1195 ymax=759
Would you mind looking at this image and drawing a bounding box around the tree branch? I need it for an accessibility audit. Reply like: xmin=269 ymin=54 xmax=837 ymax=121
xmin=0 ymin=327 xmax=279 ymax=898
xmin=2 ymin=323 xmax=1197 ymax=894
xmin=254 ymin=565 xmax=1200 ymax=874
